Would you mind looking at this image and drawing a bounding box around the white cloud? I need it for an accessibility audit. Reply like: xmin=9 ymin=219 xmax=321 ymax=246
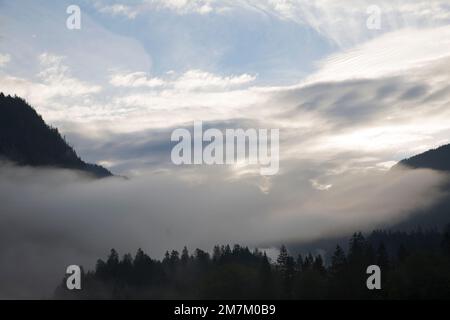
xmin=109 ymin=86 xmax=266 ymax=130
xmin=376 ymin=161 xmax=397 ymax=170
xmin=173 ymin=69 xmax=256 ymax=91
xmin=310 ymin=179 xmax=332 ymax=191
xmin=110 ymin=71 xmax=165 ymax=88
xmin=98 ymin=4 xmax=140 ymax=19
xmin=154 ymin=0 xmax=215 ymax=14
xmin=100 ymin=69 xmax=260 ymax=130
xmin=109 ymin=69 xmax=255 ymax=90
xmin=1 ymin=61 xmax=262 ymax=130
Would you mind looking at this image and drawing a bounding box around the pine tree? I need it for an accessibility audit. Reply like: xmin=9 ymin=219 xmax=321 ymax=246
xmin=277 ymin=245 xmax=289 ymax=269
xmin=376 ymin=242 xmax=389 ymax=271
xmin=313 ymin=255 xmax=326 ymax=275
xmin=181 ymin=246 xmax=190 ymax=265
xmin=330 ymin=245 xmax=346 ymax=276
xmin=329 ymin=245 xmax=348 ymax=299
xmin=213 ymin=245 xmax=222 ymax=263
xmin=348 ymin=232 xmax=366 ymax=263
xmin=302 ymin=253 xmax=314 ymax=270
xmin=259 ymin=252 xmax=273 ymax=298
xmin=163 ymin=251 xmax=170 ymax=263
xmin=442 ymin=223 xmax=450 ymax=256
xmin=397 ymin=244 xmax=409 ymax=262
xmin=106 ymin=248 xmax=120 ymax=278
xmin=170 ymin=250 xmax=180 ymax=264
xmin=296 ymin=254 xmax=304 ymax=272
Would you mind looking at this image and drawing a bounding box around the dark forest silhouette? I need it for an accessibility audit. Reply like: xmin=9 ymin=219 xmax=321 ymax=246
xmin=0 ymin=93 xmax=112 ymax=178
xmin=55 ymin=225 xmax=450 ymax=299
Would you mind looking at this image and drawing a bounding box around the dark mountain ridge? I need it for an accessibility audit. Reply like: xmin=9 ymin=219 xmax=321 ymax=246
xmin=0 ymin=93 xmax=112 ymax=178
xmin=396 ymin=144 xmax=450 ymax=172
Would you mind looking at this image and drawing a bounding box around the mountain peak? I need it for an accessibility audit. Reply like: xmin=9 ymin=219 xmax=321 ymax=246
xmin=0 ymin=93 xmax=112 ymax=178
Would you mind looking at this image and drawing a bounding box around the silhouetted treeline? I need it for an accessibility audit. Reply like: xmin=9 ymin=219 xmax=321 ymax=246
xmin=0 ymin=93 xmax=112 ymax=178
xmin=55 ymin=225 xmax=450 ymax=299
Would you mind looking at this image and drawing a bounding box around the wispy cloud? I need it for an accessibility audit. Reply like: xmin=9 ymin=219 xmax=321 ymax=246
xmin=94 ymin=0 xmax=450 ymax=47
xmin=38 ymin=53 xmax=102 ymax=96
xmin=304 ymin=26 xmax=450 ymax=84
xmin=110 ymin=71 xmax=166 ymax=88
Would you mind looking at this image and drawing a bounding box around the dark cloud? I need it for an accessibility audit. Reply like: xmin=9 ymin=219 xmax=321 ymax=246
xmin=272 ymin=75 xmax=442 ymax=131
xmin=62 ymin=118 xmax=263 ymax=174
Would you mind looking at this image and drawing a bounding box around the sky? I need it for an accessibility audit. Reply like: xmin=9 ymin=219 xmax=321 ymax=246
xmin=1 ymin=0 xmax=450 ymax=177
xmin=1 ymin=0 xmax=450 ymax=298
